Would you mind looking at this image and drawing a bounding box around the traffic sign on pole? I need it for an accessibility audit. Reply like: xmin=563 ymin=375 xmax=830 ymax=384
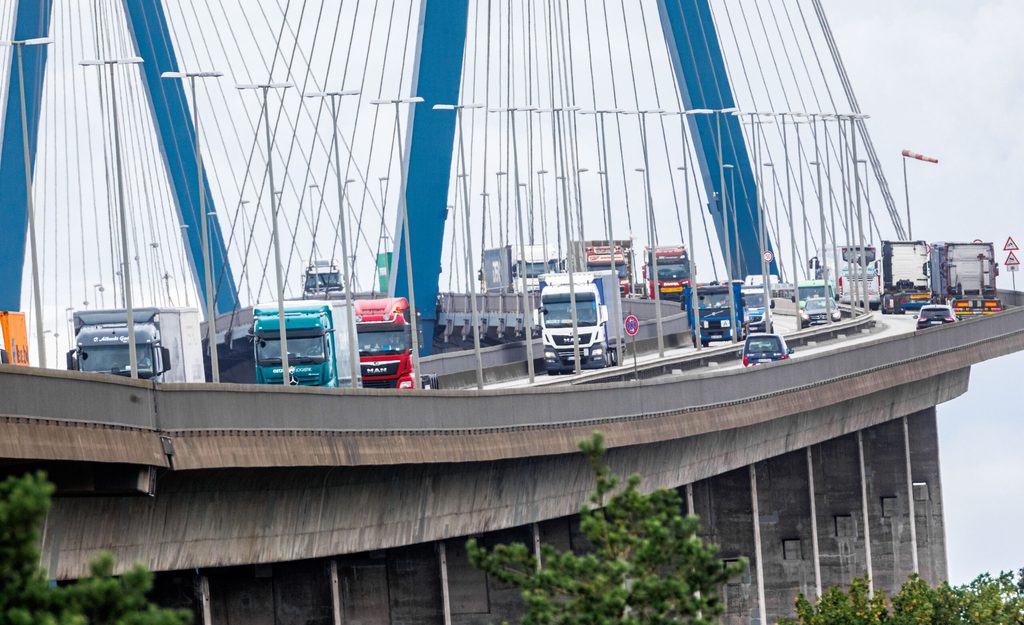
xmin=1005 ymin=236 xmax=1019 ymax=251
xmin=624 ymin=314 xmax=640 ymax=336
xmin=762 ymin=250 xmax=774 ymax=264
xmin=1005 ymin=251 xmax=1020 ymax=266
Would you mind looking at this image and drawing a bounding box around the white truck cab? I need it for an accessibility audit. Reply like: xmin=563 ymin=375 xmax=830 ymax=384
xmin=538 ymin=272 xmax=622 ymax=374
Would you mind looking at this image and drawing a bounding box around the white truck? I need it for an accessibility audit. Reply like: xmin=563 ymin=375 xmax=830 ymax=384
xmin=66 ymin=308 xmax=205 ymax=382
xmin=538 ymin=272 xmax=622 ymax=374
xmin=302 ymin=259 xmax=344 ymax=299
xmin=880 ymin=241 xmax=932 ymax=314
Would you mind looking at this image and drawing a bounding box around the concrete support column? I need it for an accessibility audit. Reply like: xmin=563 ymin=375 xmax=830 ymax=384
xmin=857 ymin=431 xmax=874 ymax=595
xmin=196 ymin=574 xmax=212 ymax=625
xmin=532 ymin=522 xmax=542 ymax=572
xmin=439 ymin=542 xmax=452 ymax=625
xmin=750 ymin=464 xmax=768 ymax=625
xmin=330 ymin=560 xmax=343 ymax=625
xmin=903 ymin=416 xmax=920 ymax=575
xmin=685 ymin=483 xmax=695 ymax=515
xmin=806 ymin=447 xmax=823 ymax=598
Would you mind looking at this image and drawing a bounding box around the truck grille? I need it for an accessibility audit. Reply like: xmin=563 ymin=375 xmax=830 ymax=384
xmin=361 ymin=362 xmax=400 ymax=377
xmin=553 ymin=333 xmax=591 ymax=346
xmin=362 ymin=378 xmax=399 ymax=389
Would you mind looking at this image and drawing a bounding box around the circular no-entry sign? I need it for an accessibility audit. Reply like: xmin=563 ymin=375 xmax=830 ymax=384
xmin=624 ymin=314 xmax=640 ymax=336
xmin=762 ymin=250 xmax=774 ymax=263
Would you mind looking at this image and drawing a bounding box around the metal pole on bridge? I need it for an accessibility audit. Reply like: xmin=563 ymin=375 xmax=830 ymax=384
xmin=237 ymin=81 xmax=294 ymax=385
xmin=434 ymin=103 xmax=486 ymax=389
xmin=305 ymin=89 xmax=362 ymax=388
xmin=163 ymin=69 xmax=224 ymax=382
xmin=372 ymin=97 xmax=426 ymax=389
xmin=81 ymin=56 xmax=145 ymax=379
xmin=850 ymin=114 xmax=871 ymax=316
xmin=8 ymin=37 xmax=51 ymax=368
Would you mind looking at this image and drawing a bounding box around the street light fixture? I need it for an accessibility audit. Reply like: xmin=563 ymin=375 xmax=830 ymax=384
xmin=80 ymin=55 xmax=144 ymax=378
xmin=237 ymin=81 xmax=294 ymax=385
xmin=2 ymin=37 xmax=51 ymax=368
xmin=163 ymin=69 xmax=224 ymax=382
xmin=434 ymin=102 xmax=486 ymax=389
xmin=370 ymin=96 xmax=426 ymax=389
xmin=304 ymin=88 xmax=362 ymax=388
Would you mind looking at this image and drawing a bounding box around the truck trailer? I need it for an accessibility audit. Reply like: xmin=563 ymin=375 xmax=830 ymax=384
xmin=929 ymin=241 xmax=1002 ymax=316
xmin=67 ymin=308 xmax=204 ymax=382
xmin=0 ymin=311 xmax=29 ymax=366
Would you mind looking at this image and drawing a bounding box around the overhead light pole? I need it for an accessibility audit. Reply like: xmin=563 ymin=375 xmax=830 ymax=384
xmin=80 ymin=56 xmax=144 ymax=378
xmin=237 ymin=81 xmax=294 ymax=385
xmin=434 ymin=102 xmax=486 ymax=389
xmin=163 ymin=69 xmax=224 ymax=382
xmin=304 ymin=88 xmax=362 ymax=388
xmin=488 ymin=105 xmax=538 ymax=383
xmin=3 ymin=37 xmax=51 ymax=367
xmin=371 ymin=96 xmax=425 ymax=388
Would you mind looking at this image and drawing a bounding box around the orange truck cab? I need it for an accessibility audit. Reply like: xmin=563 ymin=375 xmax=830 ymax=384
xmin=0 ymin=311 xmax=29 ymax=366
xmin=354 ymin=298 xmax=417 ymax=389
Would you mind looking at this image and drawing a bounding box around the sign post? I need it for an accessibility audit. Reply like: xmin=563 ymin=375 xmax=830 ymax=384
xmin=1006 ymin=250 xmax=1020 ymax=291
xmin=624 ymin=314 xmax=640 ymax=381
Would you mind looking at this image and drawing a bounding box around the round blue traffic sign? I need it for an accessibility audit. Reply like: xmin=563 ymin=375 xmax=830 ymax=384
xmin=624 ymin=314 xmax=640 ymax=336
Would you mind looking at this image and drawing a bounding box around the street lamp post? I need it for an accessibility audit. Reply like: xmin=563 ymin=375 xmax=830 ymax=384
xmin=723 ymin=164 xmax=740 ymax=342
xmin=900 ymin=149 xmax=938 ymax=241
xmin=305 ymin=89 xmax=362 ymax=388
xmin=371 ymin=96 xmax=426 ymax=388
xmin=81 ymin=56 xmax=144 ymax=378
xmin=435 ymin=103 xmax=486 ymax=389
xmin=489 ymin=105 xmax=538 ymax=383
xmin=163 ymin=69 xmax=224 ymax=382
xmin=4 ymin=37 xmax=51 ymax=367
xmin=581 ymin=109 xmax=626 ymax=362
xmin=237 ymin=81 xmax=294 ymax=385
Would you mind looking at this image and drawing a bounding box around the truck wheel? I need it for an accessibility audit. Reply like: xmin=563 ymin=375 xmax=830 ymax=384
xmin=609 ymin=348 xmax=618 ymax=366
xmin=700 ymin=340 xmax=710 ymax=348
xmin=421 ymin=374 xmax=440 ymax=389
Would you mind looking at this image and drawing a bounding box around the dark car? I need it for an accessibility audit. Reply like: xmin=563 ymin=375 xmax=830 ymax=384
xmin=915 ymin=305 xmax=957 ymax=330
xmin=799 ymin=297 xmax=841 ymax=328
xmin=740 ymin=333 xmax=794 ymax=367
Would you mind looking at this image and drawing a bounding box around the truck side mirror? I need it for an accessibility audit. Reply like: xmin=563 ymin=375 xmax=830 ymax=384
xmin=159 ymin=347 xmax=172 ymax=374
xmin=65 ymin=349 xmax=77 ymax=370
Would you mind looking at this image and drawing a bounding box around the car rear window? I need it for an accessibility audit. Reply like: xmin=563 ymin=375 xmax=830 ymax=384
xmin=746 ymin=337 xmax=783 ymax=354
xmin=921 ymin=308 xmax=949 ymax=320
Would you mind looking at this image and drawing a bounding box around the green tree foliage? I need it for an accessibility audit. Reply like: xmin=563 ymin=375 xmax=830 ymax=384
xmin=781 ymin=571 xmax=1024 ymax=625
xmin=467 ymin=432 xmax=744 ymax=625
xmin=0 ymin=471 xmax=191 ymax=625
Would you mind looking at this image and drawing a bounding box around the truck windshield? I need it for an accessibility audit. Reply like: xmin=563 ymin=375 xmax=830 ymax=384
xmin=305 ymin=272 xmax=342 ymax=291
xmin=841 ymin=248 xmax=877 ymax=264
xmin=744 ymin=292 xmax=765 ymax=308
xmin=586 ymin=263 xmax=628 ymax=279
xmin=698 ymin=292 xmax=730 ymax=309
xmin=543 ymin=294 xmax=598 ymax=328
xmin=657 ymin=263 xmax=689 ymax=281
xmin=256 ymin=335 xmax=327 ymax=365
xmin=79 ymin=344 xmax=157 ymax=378
xmin=358 ymin=329 xmax=411 ymax=356
xmin=514 ymin=261 xmax=552 ymax=278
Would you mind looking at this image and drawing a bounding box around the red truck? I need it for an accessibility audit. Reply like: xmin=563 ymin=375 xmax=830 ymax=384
xmin=582 ymin=240 xmax=633 ymax=296
xmin=643 ymin=246 xmax=692 ymax=301
xmin=354 ymin=298 xmax=417 ymax=389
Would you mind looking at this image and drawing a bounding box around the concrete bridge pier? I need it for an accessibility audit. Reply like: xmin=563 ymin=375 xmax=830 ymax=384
xmin=143 ymin=408 xmax=946 ymax=625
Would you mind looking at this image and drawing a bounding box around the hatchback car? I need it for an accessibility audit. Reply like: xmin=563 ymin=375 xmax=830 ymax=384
xmin=915 ymin=305 xmax=957 ymax=330
xmin=740 ymin=333 xmax=794 ymax=367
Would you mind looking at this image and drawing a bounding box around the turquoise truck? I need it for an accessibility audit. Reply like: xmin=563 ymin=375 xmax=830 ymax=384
xmin=251 ymin=300 xmax=360 ymax=387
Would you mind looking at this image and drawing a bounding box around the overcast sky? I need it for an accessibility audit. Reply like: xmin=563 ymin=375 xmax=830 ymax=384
xmin=824 ymin=0 xmax=1024 ymax=584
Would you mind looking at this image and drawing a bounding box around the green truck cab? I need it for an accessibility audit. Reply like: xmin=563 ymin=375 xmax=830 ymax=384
xmin=796 ymin=280 xmax=837 ymax=309
xmin=252 ymin=301 xmax=359 ymax=387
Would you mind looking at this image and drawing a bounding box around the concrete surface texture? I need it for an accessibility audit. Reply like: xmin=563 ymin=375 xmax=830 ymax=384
xmin=142 ymin=409 xmax=945 ymax=625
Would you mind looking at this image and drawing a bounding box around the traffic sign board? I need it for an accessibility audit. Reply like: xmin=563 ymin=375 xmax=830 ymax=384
xmin=762 ymin=250 xmax=774 ymax=263
xmin=1005 ymin=236 xmax=1019 ymax=251
xmin=1005 ymin=251 xmax=1020 ymax=266
xmin=623 ymin=314 xmax=640 ymax=336
xmin=1010 ymin=265 xmax=1020 ymax=273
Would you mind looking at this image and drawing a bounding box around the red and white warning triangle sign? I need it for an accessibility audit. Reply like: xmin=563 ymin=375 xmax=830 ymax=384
xmin=1005 ymin=236 xmax=1019 ymax=251
xmin=1006 ymin=251 xmax=1021 ymax=266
